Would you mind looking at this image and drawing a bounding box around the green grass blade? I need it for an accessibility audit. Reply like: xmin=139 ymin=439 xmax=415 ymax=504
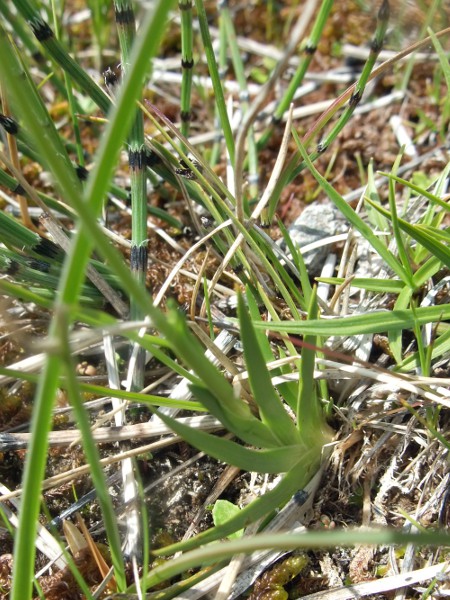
xmin=149 ymin=409 xmax=305 ymax=473
xmin=3 ymin=2 xmax=177 ymax=597
xmin=194 ymin=0 xmax=235 ymax=165
xmin=366 ymin=198 xmax=450 ymax=271
xmin=58 ymin=312 xmax=126 ymax=589
xmin=152 ymin=464 xmax=316 ymax=557
xmin=252 ymin=304 xmax=450 ymax=336
xmin=292 ymin=130 xmax=413 ymax=286
xmin=387 ymin=153 xmax=415 ymax=282
xmin=190 ymin=384 xmax=282 ymax=448
xmin=317 ymin=277 xmax=405 ymax=294
xmin=238 ymin=293 xmax=302 ymax=446
xmin=143 ymin=528 xmax=450 ymax=590
xmin=296 ymin=287 xmax=331 ymax=444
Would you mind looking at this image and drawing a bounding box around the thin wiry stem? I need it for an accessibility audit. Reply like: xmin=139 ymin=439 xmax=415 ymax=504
xmin=233 ymin=0 xmax=318 ymax=221
xmin=179 ymin=0 xmax=194 ymax=144
xmin=257 ymin=0 xmax=334 ymax=152
xmin=114 ymin=0 xmax=148 ymax=390
xmin=113 ymin=0 xmax=147 ymax=563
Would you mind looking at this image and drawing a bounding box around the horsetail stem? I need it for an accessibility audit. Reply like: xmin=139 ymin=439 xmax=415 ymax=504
xmin=179 ymin=0 xmax=194 ymax=144
xmin=11 ymin=0 xmax=210 ymax=209
xmin=114 ymin=0 xmax=148 ymax=392
xmin=316 ymin=0 xmax=390 ymax=153
xmin=12 ymin=0 xmax=111 ymax=113
xmin=257 ymin=0 xmax=334 ymax=151
xmin=269 ymin=0 xmax=390 ymax=216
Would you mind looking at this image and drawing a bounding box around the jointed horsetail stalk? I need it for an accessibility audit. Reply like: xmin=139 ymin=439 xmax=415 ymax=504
xmin=257 ymin=0 xmax=334 ymax=152
xmin=113 ymin=0 xmax=148 ymax=393
xmin=12 ymin=0 xmax=111 ymax=113
xmin=268 ymin=0 xmax=390 ymax=219
xmin=10 ymin=0 xmax=209 ymax=208
xmin=179 ymin=0 xmax=194 ymax=144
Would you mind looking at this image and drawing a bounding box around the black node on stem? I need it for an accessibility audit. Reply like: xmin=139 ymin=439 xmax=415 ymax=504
xmin=0 ymin=115 xmax=18 ymax=135
xmin=349 ymin=90 xmax=362 ymax=108
xmin=29 ymin=259 xmax=51 ymax=273
xmin=114 ymin=7 xmax=134 ymax=24
xmin=371 ymin=38 xmax=382 ymax=54
xmin=31 ymin=19 xmax=53 ymax=42
xmin=304 ymin=44 xmax=316 ymax=55
xmin=130 ymin=245 xmax=148 ymax=272
xmin=13 ymin=184 xmax=25 ymax=196
xmin=6 ymin=261 xmax=20 ymax=276
xmin=129 ymin=149 xmax=145 ymax=171
xmin=144 ymin=150 xmax=162 ymax=167
xmin=76 ymin=165 xmax=89 ymax=181
xmin=35 ymin=237 xmax=62 ymax=259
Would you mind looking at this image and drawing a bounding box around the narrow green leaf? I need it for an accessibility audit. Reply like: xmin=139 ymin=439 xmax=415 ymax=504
xmin=292 ymin=130 xmax=412 ymax=286
xmin=152 ymin=408 xmax=305 ymax=473
xmin=252 ymin=304 xmax=450 ymax=336
xmin=191 ymin=385 xmax=281 ymax=449
xmin=153 ymin=464 xmax=317 ymax=557
xmin=296 ymin=287 xmax=330 ymax=444
xmin=389 ymin=285 xmax=414 ymax=363
xmin=317 ymin=277 xmax=405 ymax=294
xmin=238 ymin=294 xmax=302 ymax=446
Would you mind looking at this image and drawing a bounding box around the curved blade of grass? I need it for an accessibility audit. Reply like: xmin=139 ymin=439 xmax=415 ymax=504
xmin=378 ymin=172 xmax=450 ymax=213
xmin=2 ymin=2 xmax=177 ymax=598
xmin=252 ymin=304 xmax=450 ymax=336
xmin=149 ymin=408 xmax=306 ymax=473
xmin=238 ymin=293 xmax=302 ymax=446
xmin=297 ymin=287 xmax=332 ymax=447
xmin=194 ymin=0 xmax=234 ymax=165
xmin=317 ymin=277 xmax=405 ymax=294
xmin=389 ymin=285 xmax=414 ymax=363
xmin=57 ymin=310 xmax=125 ymax=589
xmin=142 ymin=528 xmax=450 ymax=591
xmin=293 ymin=130 xmax=414 ymax=286
xmin=396 ymin=325 xmax=450 ymax=372
xmin=387 ymin=153 xmax=415 ymax=281
xmin=277 ymin=217 xmax=312 ymax=306
xmin=191 ymin=385 xmax=282 ymax=449
xmin=365 ymin=198 xmax=450 ymax=272
xmin=428 ymin=27 xmax=450 ymax=126
xmin=220 ymin=0 xmax=258 ymax=201
xmin=152 ymin=463 xmax=319 ymax=557
xmin=386 ymin=154 xmax=415 ymax=362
